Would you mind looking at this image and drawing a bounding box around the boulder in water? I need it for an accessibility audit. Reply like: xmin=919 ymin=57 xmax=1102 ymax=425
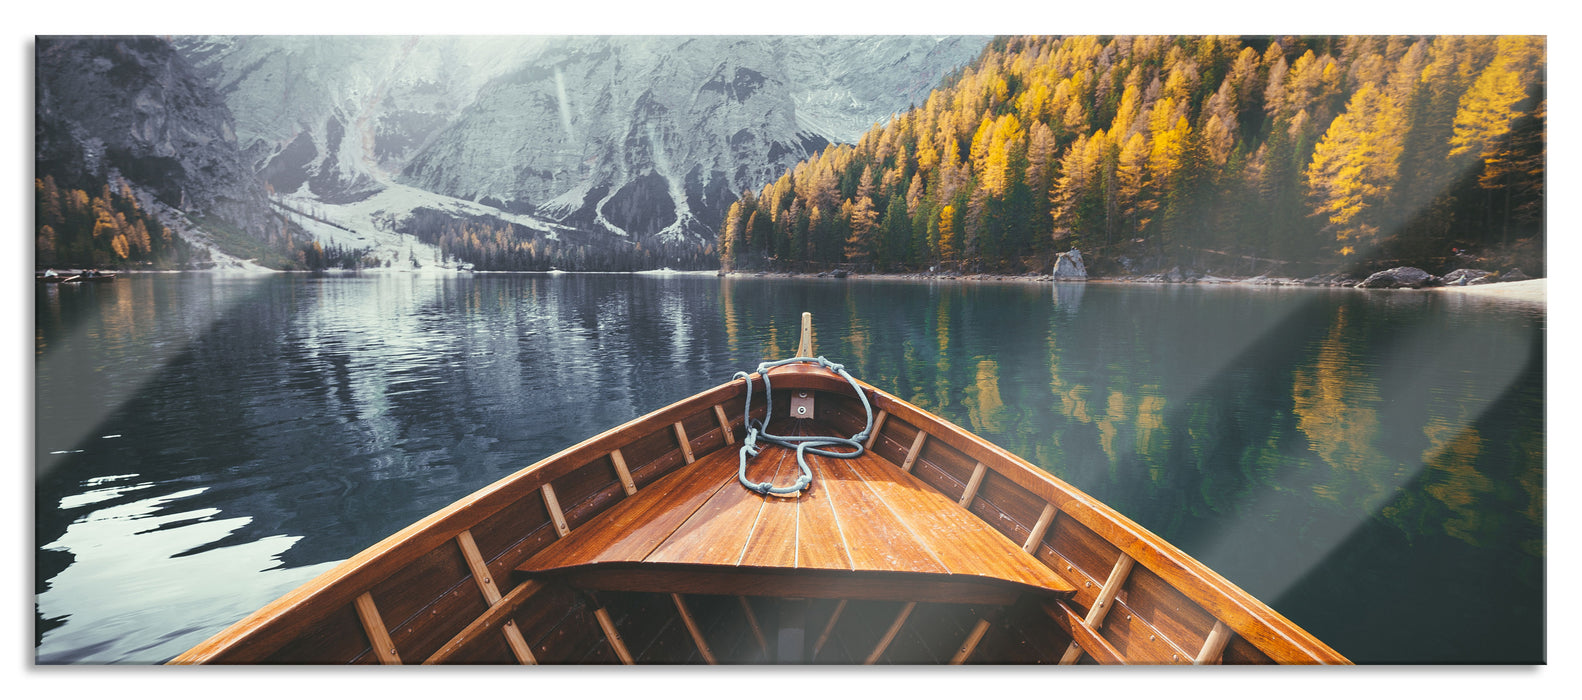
xmin=1356 ymin=267 xmax=1441 ymax=289
xmin=1052 ymin=248 xmax=1088 ymax=280
xmin=1501 ymin=267 xmax=1531 ymax=282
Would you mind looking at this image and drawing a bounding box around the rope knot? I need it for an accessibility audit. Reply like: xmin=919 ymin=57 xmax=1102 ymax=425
xmin=732 ymin=353 xmax=877 ymax=499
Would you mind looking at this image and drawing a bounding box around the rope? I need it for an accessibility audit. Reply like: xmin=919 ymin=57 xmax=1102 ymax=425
xmin=731 ymin=356 xmax=875 ymax=497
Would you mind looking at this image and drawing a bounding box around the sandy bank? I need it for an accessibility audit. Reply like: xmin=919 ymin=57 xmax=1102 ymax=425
xmin=1431 ymin=278 xmax=1545 ymax=305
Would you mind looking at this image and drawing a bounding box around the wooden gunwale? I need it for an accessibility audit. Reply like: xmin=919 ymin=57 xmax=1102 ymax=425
xmin=758 ymin=364 xmax=1347 ymax=665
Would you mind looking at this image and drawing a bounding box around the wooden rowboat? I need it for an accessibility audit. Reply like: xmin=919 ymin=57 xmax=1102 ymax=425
xmin=171 ymin=314 xmax=1347 ymax=665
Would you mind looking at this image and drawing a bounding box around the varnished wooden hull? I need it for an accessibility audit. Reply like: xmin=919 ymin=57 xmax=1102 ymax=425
xmin=171 ymin=362 xmax=1348 ymax=665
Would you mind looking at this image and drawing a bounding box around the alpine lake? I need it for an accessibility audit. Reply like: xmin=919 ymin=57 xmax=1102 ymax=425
xmin=34 ymin=271 xmax=1544 ymax=664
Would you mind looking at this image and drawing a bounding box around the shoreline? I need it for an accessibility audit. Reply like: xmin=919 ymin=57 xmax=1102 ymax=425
xmin=720 ymin=269 xmax=1546 ymax=298
xmin=46 ymin=267 xmax=1546 ymax=306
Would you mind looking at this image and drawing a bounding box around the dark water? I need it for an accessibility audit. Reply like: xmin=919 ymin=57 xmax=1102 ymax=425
xmin=34 ymin=273 xmax=1544 ymax=664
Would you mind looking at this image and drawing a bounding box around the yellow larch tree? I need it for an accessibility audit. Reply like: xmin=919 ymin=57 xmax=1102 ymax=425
xmin=1449 ymin=36 xmax=1542 ymax=165
xmin=1305 ymin=82 xmax=1408 ymax=255
xmin=980 ymin=113 xmax=1024 ymax=198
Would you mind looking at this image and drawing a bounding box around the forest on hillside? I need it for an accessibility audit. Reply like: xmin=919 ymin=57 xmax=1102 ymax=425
xmin=35 ymin=174 xmax=381 ymax=271
xmin=719 ymin=35 xmax=1546 ymax=277
xmin=35 ymin=175 xmax=205 ymax=269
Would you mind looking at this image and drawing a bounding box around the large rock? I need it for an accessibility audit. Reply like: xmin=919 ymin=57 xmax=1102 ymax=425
xmin=1356 ymin=267 xmax=1442 ymax=289
xmin=1501 ymin=267 xmax=1531 ymax=282
xmin=1053 ymin=248 xmax=1087 ymax=280
xmin=1442 ymin=268 xmax=1495 ymax=286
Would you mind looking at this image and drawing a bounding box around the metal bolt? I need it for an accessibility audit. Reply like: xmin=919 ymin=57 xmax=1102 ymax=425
xmin=1126 ymin=615 xmax=1132 ymax=621
xmin=1172 ymin=654 xmax=1180 ymax=662
xmin=1149 ymin=635 xmax=1156 ymax=641
xmin=1084 ymin=581 xmax=1092 ymax=588
xmin=483 ymin=578 xmax=490 ymax=584
xmin=798 ymin=392 xmax=808 ymax=398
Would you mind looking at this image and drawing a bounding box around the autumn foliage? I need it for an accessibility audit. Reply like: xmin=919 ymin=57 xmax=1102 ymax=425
xmin=34 ymin=175 xmax=194 ymax=269
xmin=720 ymin=36 xmax=1545 ymax=275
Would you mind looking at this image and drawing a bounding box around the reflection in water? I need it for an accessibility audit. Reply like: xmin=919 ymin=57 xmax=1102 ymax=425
xmin=1135 ymin=388 xmax=1169 ymax=482
xmin=39 ymin=479 xmax=336 ymax=664
xmin=35 ymin=275 xmax=1542 ymax=663
xmin=963 ymin=359 xmax=1004 ymax=434
xmin=1052 ymin=282 xmax=1085 ymax=314
xmin=1421 ymin=415 xmax=1490 ymax=547
xmin=1291 ymin=305 xmax=1387 ymax=503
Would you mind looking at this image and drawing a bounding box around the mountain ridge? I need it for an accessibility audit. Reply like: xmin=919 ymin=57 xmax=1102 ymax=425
xmin=170 ymin=35 xmax=989 ymax=268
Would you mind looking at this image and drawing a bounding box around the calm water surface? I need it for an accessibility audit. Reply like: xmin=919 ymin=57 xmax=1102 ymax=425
xmin=34 ymin=273 xmax=1544 ymax=663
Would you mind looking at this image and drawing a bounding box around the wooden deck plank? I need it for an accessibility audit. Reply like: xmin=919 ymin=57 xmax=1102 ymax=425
xmin=806 ymin=450 xmax=947 ymax=575
xmin=519 ymin=418 xmax=1073 ymax=604
xmin=736 ymin=425 xmax=811 ymax=569
xmin=840 ymin=451 xmax=1070 ymax=591
xmin=647 ymin=435 xmax=793 ymax=566
xmin=787 ymin=450 xmax=854 ymax=572
xmin=734 ymin=421 xmax=816 ymax=570
xmin=521 ymin=450 xmax=739 ymax=570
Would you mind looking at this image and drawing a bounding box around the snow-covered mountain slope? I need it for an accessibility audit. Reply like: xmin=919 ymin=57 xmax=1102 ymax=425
xmin=270 ymin=176 xmax=574 ymax=271
xmin=176 ymin=36 xmax=988 ymax=252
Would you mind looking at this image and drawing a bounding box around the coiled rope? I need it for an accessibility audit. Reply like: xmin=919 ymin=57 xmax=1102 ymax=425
xmin=731 ymin=356 xmax=875 ymax=497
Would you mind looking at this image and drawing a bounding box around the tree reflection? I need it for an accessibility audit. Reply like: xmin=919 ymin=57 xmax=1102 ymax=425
xmin=1290 ymin=304 xmax=1389 ymax=506
xmin=963 ymin=358 xmax=1005 ymax=433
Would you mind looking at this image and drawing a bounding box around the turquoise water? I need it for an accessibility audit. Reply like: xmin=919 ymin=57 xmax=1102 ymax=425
xmin=35 ymin=273 xmax=1544 ymax=663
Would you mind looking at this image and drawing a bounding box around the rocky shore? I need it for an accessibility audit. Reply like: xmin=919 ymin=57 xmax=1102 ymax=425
xmin=718 ymin=266 xmax=1545 ymax=305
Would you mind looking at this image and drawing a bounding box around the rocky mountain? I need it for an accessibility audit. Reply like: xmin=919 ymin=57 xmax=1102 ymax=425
xmin=173 ymin=35 xmax=988 ymax=254
xmin=35 ymin=36 xmax=987 ymax=270
xmin=36 ymin=37 xmax=276 ymax=255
